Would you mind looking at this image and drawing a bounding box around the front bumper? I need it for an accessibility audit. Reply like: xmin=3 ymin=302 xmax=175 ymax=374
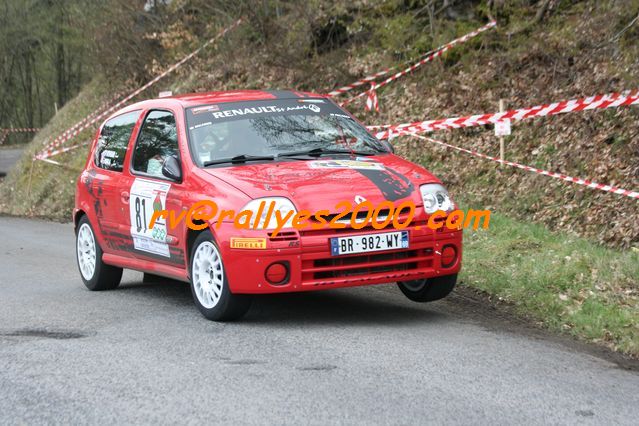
xmin=215 ymin=213 xmax=463 ymax=294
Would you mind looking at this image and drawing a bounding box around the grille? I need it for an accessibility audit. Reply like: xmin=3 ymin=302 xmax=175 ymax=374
xmin=268 ymin=231 xmax=298 ymax=242
xmin=306 ymin=248 xmax=433 ymax=280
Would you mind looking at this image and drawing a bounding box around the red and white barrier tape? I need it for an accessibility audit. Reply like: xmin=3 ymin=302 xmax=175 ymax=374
xmin=371 ymin=90 xmax=639 ymax=139
xmin=408 ymin=134 xmax=639 ymax=199
xmin=40 ymin=91 xmax=125 ymax=155
xmin=339 ymin=20 xmax=496 ymax=109
xmin=328 ymin=69 xmax=397 ymax=98
xmin=331 ymin=20 xmax=496 ymax=99
xmin=328 ymin=46 xmax=446 ymax=98
xmin=36 ymin=19 xmax=243 ymax=160
xmin=40 ymin=142 xmax=87 ymax=160
xmin=0 ymin=128 xmax=40 ymax=145
xmin=1 ymin=127 xmax=41 ymax=133
xmin=365 ymin=83 xmax=378 ymax=112
xmin=37 ymin=157 xmax=65 ymax=167
xmin=366 ymin=124 xmax=393 ymax=130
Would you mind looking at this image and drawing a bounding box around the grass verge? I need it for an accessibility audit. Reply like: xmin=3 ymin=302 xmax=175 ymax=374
xmin=461 ymin=211 xmax=639 ymax=356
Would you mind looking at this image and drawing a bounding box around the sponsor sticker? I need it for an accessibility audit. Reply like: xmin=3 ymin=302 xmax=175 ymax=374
xmin=192 ymin=121 xmax=212 ymax=130
xmin=129 ymin=178 xmax=171 ymax=257
xmin=495 ymin=120 xmax=511 ymax=136
xmin=186 ymin=98 xmax=346 ymax=127
xmin=211 ymin=105 xmax=279 ymax=119
xmin=192 ymin=105 xmax=220 ymax=115
xmin=209 ymin=104 xmax=321 ymax=120
xmin=308 ymin=159 xmax=385 ymax=170
xmin=230 ymin=237 xmax=267 ymax=249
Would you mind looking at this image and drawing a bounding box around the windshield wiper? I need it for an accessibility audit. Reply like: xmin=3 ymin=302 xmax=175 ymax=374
xmin=203 ymin=154 xmax=275 ymax=166
xmin=277 ymin=147 xmax=376 ymax=158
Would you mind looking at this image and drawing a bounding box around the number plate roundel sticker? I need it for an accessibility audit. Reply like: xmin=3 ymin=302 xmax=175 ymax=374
xmin=129 ymin=178 xmax=172 ymax=257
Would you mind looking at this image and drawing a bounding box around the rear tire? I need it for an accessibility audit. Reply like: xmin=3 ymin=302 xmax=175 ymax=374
xmin=397 ymin=274 xmax=457 ymax=302
xmin=189 ymin=230 xmax=252 ymax=321
xmin=76 ymin=215 xmax=122 ymax=291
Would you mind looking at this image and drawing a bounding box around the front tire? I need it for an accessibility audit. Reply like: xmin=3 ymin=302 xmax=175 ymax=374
xmin=397 ymin=274 xmax=457 ymax=302
xmin=76 ymin=215 xmax=122 ymax=291
xmin=189 ymin=231 xmax=252 ymax=321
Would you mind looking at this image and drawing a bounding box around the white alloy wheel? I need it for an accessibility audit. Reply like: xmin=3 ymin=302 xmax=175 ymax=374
xmin=192 ymin=241 xmax=224 ymax=309
xmin=77 ymin=223 xmax=97 ymax=281
xmin=188 ymin=231 xmax=252 ymax=321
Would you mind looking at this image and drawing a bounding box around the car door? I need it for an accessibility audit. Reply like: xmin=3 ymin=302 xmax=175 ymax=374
xmin=127 ymin=109 xmax=188 ymax=267
xmin=90 ymin=110 xmax=142 ymax=255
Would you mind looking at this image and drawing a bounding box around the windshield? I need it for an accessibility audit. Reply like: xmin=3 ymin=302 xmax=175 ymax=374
xmin=185 ymin=98 xmax=387 ymax=166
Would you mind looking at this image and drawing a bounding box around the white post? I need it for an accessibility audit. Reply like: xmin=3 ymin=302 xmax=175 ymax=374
xmin=499 ymin=99 xmax=505 ymax=167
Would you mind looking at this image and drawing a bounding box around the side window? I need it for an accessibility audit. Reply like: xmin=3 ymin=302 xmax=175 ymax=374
xmin=95 ymin=111 xmax=140 ymax=172
xmin=132 ymin=110 xmax=179 ymax=178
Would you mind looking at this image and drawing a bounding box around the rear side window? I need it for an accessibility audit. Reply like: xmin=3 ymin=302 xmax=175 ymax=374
xmin=132 ymin=110 xmax=179 ymax=178
xmin=95 ymin=111 xmax=140 ymax=172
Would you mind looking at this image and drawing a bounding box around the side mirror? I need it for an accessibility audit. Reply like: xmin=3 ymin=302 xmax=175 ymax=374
xmin=162 ymin=156 xmax=182 ymax=181
xmin=381 ymin=140 xmax=395 ymax=153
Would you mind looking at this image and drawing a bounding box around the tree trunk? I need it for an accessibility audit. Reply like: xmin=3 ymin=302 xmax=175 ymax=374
xmin=55 ymin=4 xmax=68 ymax=107
xmin=20 ymin=51 xmax=34 ymax=128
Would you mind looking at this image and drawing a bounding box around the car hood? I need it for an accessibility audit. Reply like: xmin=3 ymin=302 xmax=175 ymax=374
xmin=202 ymin=154 xmax=440 ymax=211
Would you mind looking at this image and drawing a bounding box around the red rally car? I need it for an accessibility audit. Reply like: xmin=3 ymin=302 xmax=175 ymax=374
xmin=74 ymin=90 xmax=462 ymax=321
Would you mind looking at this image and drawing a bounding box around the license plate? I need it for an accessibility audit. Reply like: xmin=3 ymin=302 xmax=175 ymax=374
xmin=330 ymin=231 xmax=409 ymax=256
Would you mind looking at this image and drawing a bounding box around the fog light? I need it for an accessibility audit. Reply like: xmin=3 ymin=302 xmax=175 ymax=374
xmin=265 ymin=262 xmax=289 ymax=285
xmin=441 ymin=245 xmax=457 ymax=268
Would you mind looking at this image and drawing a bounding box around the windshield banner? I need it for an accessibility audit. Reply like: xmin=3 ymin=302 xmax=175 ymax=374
xmin=186 ymin=98 xmax=349 ymax=128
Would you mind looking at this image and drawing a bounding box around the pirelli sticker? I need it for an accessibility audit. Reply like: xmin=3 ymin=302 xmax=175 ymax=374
xmin=230 ymin=237 xmax=267 ymax=249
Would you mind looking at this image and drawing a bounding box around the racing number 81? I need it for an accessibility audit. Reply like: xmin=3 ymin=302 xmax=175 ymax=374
xmin=134 ymin=196 xmax=167 ymax=240
xmin=135 ymin=197 xmax=147 ymax=232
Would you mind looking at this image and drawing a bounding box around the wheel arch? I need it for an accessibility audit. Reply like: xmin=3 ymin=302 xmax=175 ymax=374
xmin=73 ymin=209 xmax=87 ymax=230
xmin=185 ymin=219 xmax=217 ymax=275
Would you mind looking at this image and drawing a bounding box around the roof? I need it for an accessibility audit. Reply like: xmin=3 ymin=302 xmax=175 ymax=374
xmin=169 ymin=89 xmax=327 ymax=107
xmin=115 ymin=89 xmax=328 ymax=116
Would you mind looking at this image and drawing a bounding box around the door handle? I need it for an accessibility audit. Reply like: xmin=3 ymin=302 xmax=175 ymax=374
xmin=121 ymin=191 xmax=130 ymax=204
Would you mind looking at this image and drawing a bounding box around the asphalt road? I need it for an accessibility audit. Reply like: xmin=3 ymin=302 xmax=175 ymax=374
xmin=0 ymin=147 xmax=24 ymax=176
xmin=1 ymin=216 xmax=638 ymax=425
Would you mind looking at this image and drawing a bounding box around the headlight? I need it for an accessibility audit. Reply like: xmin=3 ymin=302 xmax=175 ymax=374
xmin=241 ymin=197 xmax=297 ymax=230
xmin=420 ymin=184 xmax=453 ymax=214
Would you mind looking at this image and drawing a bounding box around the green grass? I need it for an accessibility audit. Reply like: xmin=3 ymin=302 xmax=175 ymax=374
xmin=461 ymin=211 xmax=639 ymax=356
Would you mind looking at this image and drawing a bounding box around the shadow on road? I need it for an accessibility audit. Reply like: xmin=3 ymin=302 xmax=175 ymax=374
xmin=116 ymin=278 xmax=443 ymax=326
xmin=117 ymin=278 xmax=193 ymax=307
xmin=244 ymin=290 xmax=444 ymax=326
